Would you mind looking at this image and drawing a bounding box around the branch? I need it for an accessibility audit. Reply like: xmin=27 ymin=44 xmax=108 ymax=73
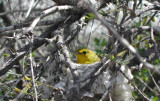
xmin=0 ymin=24 xmax=58 ymax=76
xmin=100 ymin=74 xmax=116 ymax=101
xmin=84 ymin=0 xmax=160 ymax=75
xmin=122 ymin=4 xmax=160 ymax=28
xmin=28 ymin=35 xmax=38 ymax=101
xmin=145 ymin=11 xmax=158 ymax=26
xmin=147 ymin=69 xmax=160 ymax=93
xmin=120 ymin=70 xmax=151 ymax=101
xmin=17 ymin=5 xmax=74 ymax=35
xmin=150 ymin=27 xmax=160 ymax=62
xmin=0 ymin=6 xmax=76 ymax=76
xmin=135 ymin=76 xmax=157 ymax=95
xmin=0 ymin=20 xmax=65 ymax=35
xmin=56 ymin=34 xmax=80 ymax=101
xmin=80 ymin=59 xmax=111 ymax=82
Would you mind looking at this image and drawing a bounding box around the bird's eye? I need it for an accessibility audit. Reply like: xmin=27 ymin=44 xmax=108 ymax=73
xmin=82 ymin=51 xmax=87 ymax=54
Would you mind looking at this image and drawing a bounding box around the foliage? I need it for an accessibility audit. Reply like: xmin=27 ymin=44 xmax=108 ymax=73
xmin=0 ymin=0 xmax=160 ymax=101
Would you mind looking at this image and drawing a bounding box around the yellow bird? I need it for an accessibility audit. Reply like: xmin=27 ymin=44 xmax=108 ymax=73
xmin=75 ymin=48 xmax=100 ymax=64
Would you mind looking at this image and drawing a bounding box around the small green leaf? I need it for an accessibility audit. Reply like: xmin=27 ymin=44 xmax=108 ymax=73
xmin=25 ymin=76 xmax=31 ymax=81
xmin=142 ymin=17 xmax=148 ymax=25
xmin=3 ymin=53 xmax=10 ymax=57
xmin=153 ymin=59 xmax=159 ymax=65
xmin=132 ymin=43 xmax=136 ymax=47
xmin=152 ymin=96 xmax=159 ymax=101
xmin=88 ymin=13 xmax=95 ymax=18
xmin=132 ymin=91 xmax=136 ymax=99
xmin=135 ymin=21 xmax=141 ymax=27
xmin=117 ymin=50 xmax=127 ymax=57
xmin=146 ymin=43 xmax=150 ymax=49
xmin=101 ymin=39 xmax=107 ymax=46
xmin=111 ymin=54 xmax=115 ymax=60
xmin=95 ymin=49 xmax=103 ymax=53
xmin=138 ymin=48 xmax=145 ymax=54
xmin=137 ymin=35 xmax=143 ymax=41
xmin=85 ymin=16 xmax=90 ymax=19
xmin=14 ymin=87 xmax=21 ymax=92
xmin=99 ymin=10 xmax=110 ymax=16
xmin=94 ymin=38 xmax=100 ymax=46
xmin=84 ymin=13 xmax=95 ymax=22
xmin=152 ymin=17 xmax=155 ymax=22
xmin=149 ymin=15 xmax=156 ymax=22
xmin=141 ymin=69 xmax=147 ymax=74
xmin=144 ymin=77 xmax=149 ymax=81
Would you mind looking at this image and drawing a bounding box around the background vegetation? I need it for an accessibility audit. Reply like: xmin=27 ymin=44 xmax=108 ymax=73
xmin=0 ymin=0 xmax=160 ymax=101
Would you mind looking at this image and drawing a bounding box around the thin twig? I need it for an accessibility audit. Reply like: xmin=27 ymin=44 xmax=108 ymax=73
xmin=26 ymin=0 xmax=36 ymax=18
xmin=122 ymin=4 xmax=160 ymax=28
xmin=119 ymin=70 xmax=151 ymax=101
xmin=65 ymin=23 xmax=81 ymax=45
xmin=133 ymin=0 xmax=137 ymax=13
xmin=150 ymin=27 xmax=160 ymax=62
xmin=147 ymin=69 xmax=160 ymax=93
xmin=87 ymin=20 xmax=94 ymax=48
xmin=81 ymin=59 xmax=111 ymax=82
xmin=145 ymin=11 xmax=158 ymax=26
xmin=100 ymin=73 xmax=117 ymax=101
xmin=0 ymin=9 xmax=42 ymax=16
xmin=136 ymin=76 xmax=157 ymax=95
xmin=135 ymin=37 xmax=150 ymax=45
xmin=20 ymin=5 xmax=74 ymax=35
xmin=0 ymin=19 xmax=64 ymax=34
xmin=29 ymin=35 xmax=38 ymax=101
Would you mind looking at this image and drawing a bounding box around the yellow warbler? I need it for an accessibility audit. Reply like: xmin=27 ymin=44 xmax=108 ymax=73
xmin=75 ymin=48 xmax=100 ymax=64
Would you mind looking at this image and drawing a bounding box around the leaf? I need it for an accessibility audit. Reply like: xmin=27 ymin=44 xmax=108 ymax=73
xmin=117 ymin=50 xmax=127 ymax=57
xmin=138 ymin=48 xmax=145 ymax=54
xmin=85 ymin=16 xmax=90 ymax=19
xmin=3 ymin=53 xmax=10 ymax=57
xmin=110 ymin=54 xmax=115 ymax=60
xmin=95 ymin=49 xmax=103 ymax=53
xmin=101 ymin=39 xmax=107 ymax=46
xmin=14 ymin=87 xmax=21 ymax=92
xmin=4 ymin=85 xmax=9 ymax=91
xmin=152 ymin=96 xmax=159 ymax=101
xmin=85 ymin=13 xmax=95 ymax=20
xmin=132 ymin=91 xmax=136 ymax=99
xmin=24 ymin=84 xmax=31 ymax=89
xmin=141 ymin=69 xmax=148 ymax=74
xmin=142 ymin=17 xmax=148 ymax=25
xmin=152 ymin=17 xmax=155 ymax=22
xmin=135 ymin=21 xmax=141 ymax=27
xmin=116 ymin=0 xmax=119 ymax=5
xmin=84 ymin=13 xmax=95 ymax=22
xmin=94 ymin=38 xmax=100 ymax=46
xmin=25 ymin=76 xmax=31 ymax=81
xmin=137 ymin=35 xmax=143 ymax=41
xmin=144 ymin=77 xmax=149 ymax=81
xmin=132 ymin=43 xmax=136 ymax=47
xmin=99 ymin=10 xmax=110 ymax=16
xmin=88 ymin=13 xmax=95 ymax=18
xmin=153 ymin=59 xmax=159 ymax=65
xmin=149 ymin=15 xmax=156 ymax=22
xmin=100 ymin=10 xmax=106 ymax=14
